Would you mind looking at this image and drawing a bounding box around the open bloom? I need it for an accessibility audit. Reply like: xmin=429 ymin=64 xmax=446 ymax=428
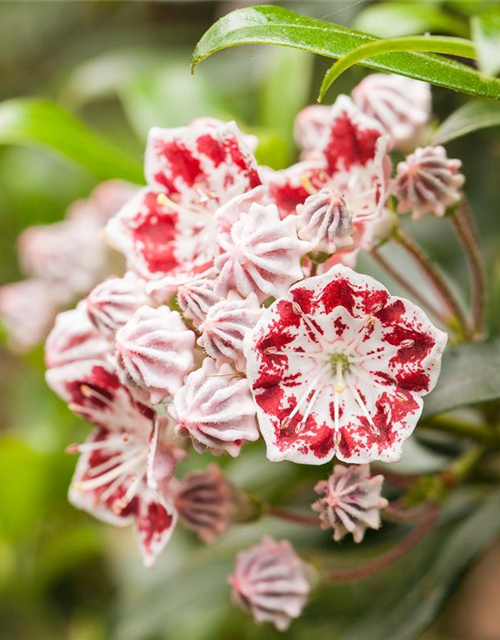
xmin=270 ymin=96 xmax=390 ymax=222
xmin=352 ymin=74 xmax=431 ymax=151
xmin=228 ymin=536 xmax=312 ymax=631
xmin=313 ymin=464 xmax=388 ymax=542
xmin=394 ymin=145 xmax=465 ymax=219
xmin=244 ymin=265 xmax=447 ymax=465
xmin=106 ymin=120 xmax=261 ymax=283
xmin=169 ymin=357 xmax=259 ymax=457
xmin=67 ymin=414 xmax=182 ymax=567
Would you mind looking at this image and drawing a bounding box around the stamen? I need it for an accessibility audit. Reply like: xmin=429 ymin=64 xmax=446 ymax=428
xmin=295 ymin=386 xmax=322 ymax=433
xmin=264 ymin=346 xmax=328 ymax=362
xmin=74 ymin=451 xmax=148 ymax=492
xmin=300 ymin=175 xmax=319 ymax=196
xmin=280 ymin=364 xmax=329 ymax=429
xmin=156 ymin=192 xmax=208 ymax=222
xmin=348 ymin=384 xmax=381 ymax=436
xmin=291 ymin=301 xmax=331 ymax=349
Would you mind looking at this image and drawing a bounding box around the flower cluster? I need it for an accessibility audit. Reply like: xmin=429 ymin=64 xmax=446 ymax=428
xmin=0 ymin=181 xmax=137 ymax=352
xmin=44 ymin=74 xmax=452 ymax=629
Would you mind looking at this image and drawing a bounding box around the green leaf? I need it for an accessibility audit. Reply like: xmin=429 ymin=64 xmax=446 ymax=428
xmin=192 ymin=6 xmax=500 ymax=102
xmin=353 ymin=2 xmax=469 ymax=39
xmin=0 ymin=98 xmax=143 ymax=183
xmin=340 ymin=488 xmax=500 ymax=640
xmin=423 ymin=340 xmax=500 ymax=418
xmin=319 ymin=35 xmax=477 ymax=101
xmin=433 ymin=99 xmax=500 ymax=143
xmin=472 ymin=12 xmax=500 ymax=77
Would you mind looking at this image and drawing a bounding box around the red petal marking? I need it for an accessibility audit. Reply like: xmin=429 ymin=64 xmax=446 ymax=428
xmin=269 ymin=181 xmax=310 ymax=218
xmin=155 ymin=139 xmax=203 ymax=187
xmin=320 ymin=277 xmax=357 ymax=314
xmin=224 ymin=136 xmax=261 ymax=189
xmin=396 ymin=370 xmax=430 ymax=393
xmin=131 ymin=192 xmax=179 ymax=274
xmin=138 ymin=499 xmax=173 ymax=551
xmin=197 ymin=134 xmax=227 ymax=166
xmin=323 ymin=114 xmax=381 ymax=173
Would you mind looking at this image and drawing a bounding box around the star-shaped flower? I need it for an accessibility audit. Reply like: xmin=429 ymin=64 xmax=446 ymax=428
xmin=244 ymin=265 xmax=447 ymax=465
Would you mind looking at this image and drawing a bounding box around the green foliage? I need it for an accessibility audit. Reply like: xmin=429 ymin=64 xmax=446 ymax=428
xmin=423 ymin=340 xmax=500 ymax=418
xmin=192 ymin=6 xmax=500 ymax=101
xmin=433 ymin=99 xmax=500 ymax=143
xmin=471 ymin=12 xmax=500 ymax=77
xmin=353 ymin=1 xmax=469 ymax=38
xmin=0 ymin=98 xmax=143 ymax=183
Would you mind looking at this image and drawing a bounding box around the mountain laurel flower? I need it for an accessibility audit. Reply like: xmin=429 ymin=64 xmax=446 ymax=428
xmin=197 ymin=294 xmax=263 ymax=371
xmin=67 ymin=416 xmax=180 ymax=567
xmin=87 ymin=273 xmax=151 ymax=338
xmin=115 ymin=305 xmax=195 ymax=404
xmin=169 ymin=357 xmax=259 ymax=457
xmin=214 ymin=202 xmax=311 ymax=302
xmin=0 ymin=279 xmax=58 ymax=353
xmin=352 ymin=74 xmax=431 ymax=151
xmin=312 ymin=464 xmax=388 ymax=542
xmin=244 ymin=264 xmax=447 ymax=465
xmin=394 ymin=146 xmax=465 ymax=219
xmin=45 ymin=301 xmax=110 ymax=369
xmin=174 ymin=463 xmax=256 ymax=543
xmin=228 ymin=536 xmax=312 ymax=631
xmin=294 ymin=104 xmax=331 ymax=159
xmin=297 ymin=188 xmax=354 ymax=254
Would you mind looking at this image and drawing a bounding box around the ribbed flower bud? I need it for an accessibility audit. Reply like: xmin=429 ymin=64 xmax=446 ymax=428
xmin=169 ymin=357 xmax=259 ymax=457
xmin=174 ymin=464 xmax=257 ymax=543
xmin=352 ymin=74 xmax=431 ymax=151
xmin=115 ymin=305 xmax=195 ymax=404
xmin=87 ymin=273 xmax=150 ymax=338
xmin=394 ymin=146 xmax=465 ymax=219
xmin=297 ymin=189 xmax=354 ymax=254
xmin=177 ymin=277 xmax=220 ymax=325
xmin=197 ymin=294 xmax=262 ymax=371
xmin=312 ymin=464 xmax=388 ymax=543
xmin=228 ymin=536 xmax=312 ymax=631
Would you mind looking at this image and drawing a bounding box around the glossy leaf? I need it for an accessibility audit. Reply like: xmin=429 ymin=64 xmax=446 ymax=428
xmin=433 ymin=99 xmax=500 ymax=143
xmin=0 ymin=98 xmax=144 ymax=183
xmin=353 ymin=2 xmax=469 ymax=38
xmin=319 ymin=35 xmax=477 ymax=101
xmin=472 ymin=13 xmax=500 ymax=77
xmin=340 ymin=489 xmax=500 ymax=640
xmin=192 ymin=6 xmax=500 ymax=101
xmin=423 ymin=340 xmax=500 ymax=418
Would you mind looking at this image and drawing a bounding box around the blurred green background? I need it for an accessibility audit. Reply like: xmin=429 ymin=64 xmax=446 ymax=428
xmin=1 ymin=2 xmax=500 ymax=639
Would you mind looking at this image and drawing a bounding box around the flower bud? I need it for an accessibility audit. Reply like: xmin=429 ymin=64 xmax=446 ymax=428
xmin=169 ymin=357 xmax=259 ymax=457
xmin=312 ymin=464 xmax=388 ymax=543
xmin=352 ymin=74 xmax=431 ymax=151
xmin=87 ymin=273 xmax=150 ymax=338
xmin=228 ymin=536 xmax=312 ymax=631
xmin=174 ymin=464 xmax=257 ymax=543
xmin=394 ymin=146 xmax=465 ymax=220
xmin=177 ymin=277 xmax=220 ymax=325
xmin=297 ymin=188 xmax=354 ymax=254
xmin=115 ymin=305 xmax=195 ymax=404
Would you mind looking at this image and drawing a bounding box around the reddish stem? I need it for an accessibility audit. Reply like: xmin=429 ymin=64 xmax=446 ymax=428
xmin=267 ymin=506 xmax=320 ymax=527
xmin=324 ymin=502 xmax=440 ymax=583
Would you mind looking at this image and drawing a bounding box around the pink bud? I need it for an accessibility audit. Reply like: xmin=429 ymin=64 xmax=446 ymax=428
xmin=177 ymin=277 xmax=220 ymax=325
xmin=228 ymin=536 xmax=312 ymax=631
xmin=297 ymin=188 xmax=354 ymax=254
xmin=312 ymin=464 xmax=388 ymax=543
xmin=394 ymin=146 xmax=465 ymax=219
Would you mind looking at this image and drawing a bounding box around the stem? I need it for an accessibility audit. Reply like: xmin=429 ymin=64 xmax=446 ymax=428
xmin=447 ymin=444 xmax=486 ymax=483
xmin=420 ymin=415 xmax=500 ymax=445
xmin=383 ymin=502 xmax=425 ymax=524
xmin=319 ymin=36 xmax=476 ymax=101
xmin=371 ymin=247 xmax=446 ymax=323
xmin=267 ymin=506 xmax=320 ymax=527
xmin=324 ymin=502 xmax=440 ymax=582
xmin=450 ymin=200 xmax=486 ymax=337
xmin=395 ymin=227 xmax=471 ymax=339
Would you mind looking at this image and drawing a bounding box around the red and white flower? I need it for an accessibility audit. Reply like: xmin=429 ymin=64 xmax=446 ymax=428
xmin=270 ymin=96 xmax=391 ymax=222
xmin=67 ymin=415 xmax=182 ymax=567
xmin=106 ymin=120 xmax=261 ymax=283
xmin=244 ymin=265 xmax=447 ymax=465
xmin=169 ymin=357 xmax=259 ymax=457
xmin=115 ymin=306 xmax=195 ymax=404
